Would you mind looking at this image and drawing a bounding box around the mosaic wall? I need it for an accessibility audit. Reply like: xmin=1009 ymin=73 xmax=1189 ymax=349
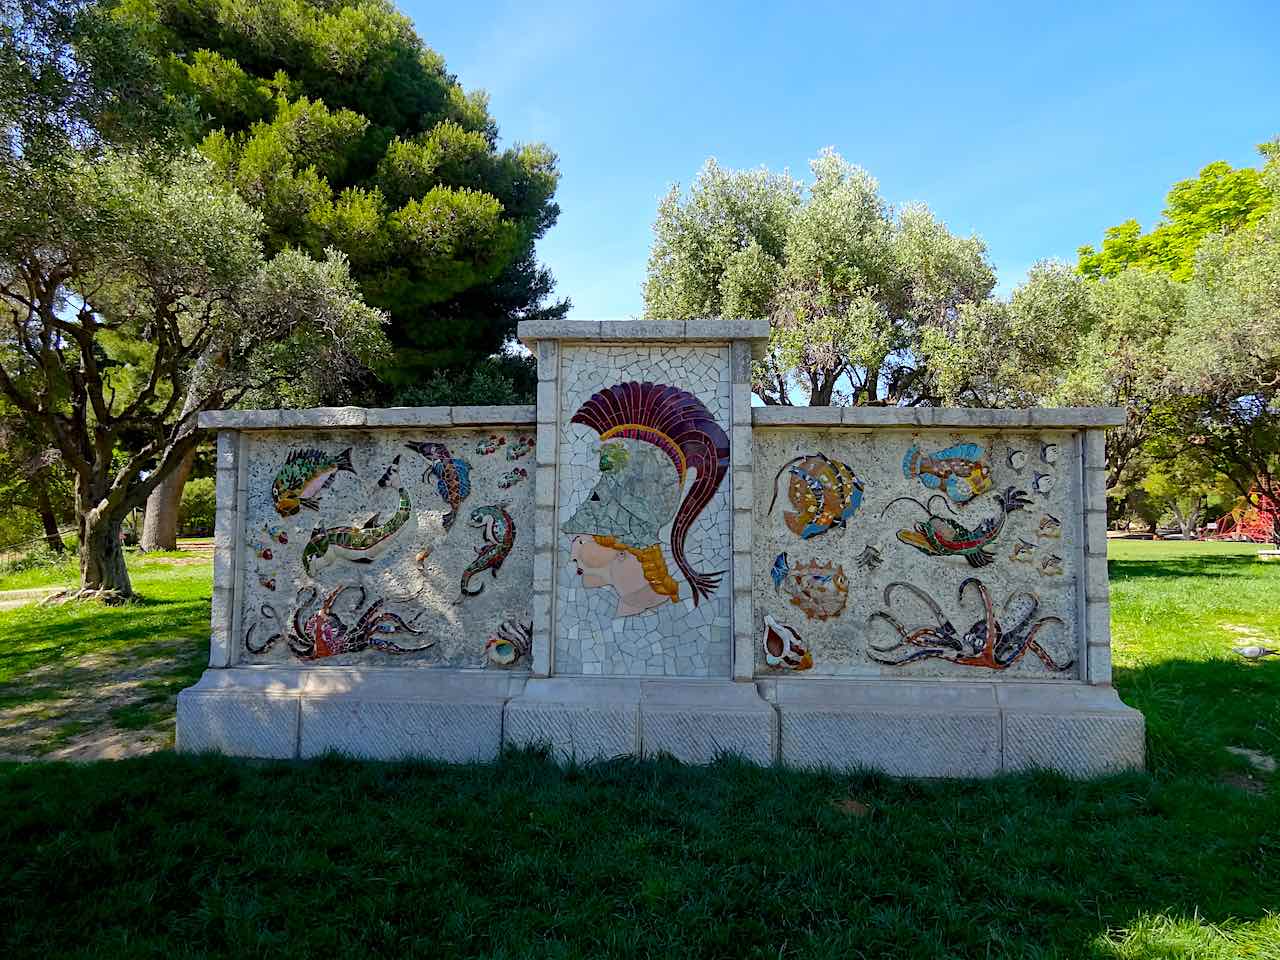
xmin=236 ymin=429 xmax=535 ymax=669
xmin=554 ymin=345 xmax=733 ymax=677
xmin=753 ymin=429 xmax=1082 ymax=679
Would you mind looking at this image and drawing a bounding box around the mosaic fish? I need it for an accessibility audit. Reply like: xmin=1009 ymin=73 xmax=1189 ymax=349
xmin=1040 ymin=442 xmax=1059 ymax=464
xmin=770 ymin=552 xmax=790 ymax=591
xmin=301 ymin=458 xmax=411 ymax=575
xmin=883 ymin=486 xmax=1031 ymax=568
xmin=763 ymin=615 xmax=813 ymax=670
xmin=497 ymin=467 xmax=528 ymax=489
xmin=902 ymin=443 xmax=992 ymax=506
xmin=1038 ymin=514 xmax=1062 ymax=539
xmin=505 ymin=435 xmax=535 ymax=461
xmin=486 ymin=618 xmax=532 ymax=666
xmin=769 ymin=453 xmax=864 ymax=539
xmin=856 ymin=544 xmax=883 ymax=572
xmin=475 ymin=434 xmax=506 ymax=456
xmin=1011 ymin=538 xmax=1037 ymax=563
xmin=1007 ymin=449 xmax=1027 ymax=471
xmin=405 ymin=441 xmax=472 ymax=530
xmin=1040 ymin=554 xmax=1064 ymax=576
xmin=461 ymin=504 xmax=515 ymax=597
xmin=272 ymin=447 xmax=356 ymax=517
xmin=1033 ymin=472 xmax=1054 ymax=495
xmin=781 ymin=559 xmax=849 ymax=621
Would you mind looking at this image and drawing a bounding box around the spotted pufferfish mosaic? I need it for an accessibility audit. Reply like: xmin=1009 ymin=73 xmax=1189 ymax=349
xmin=768 ymin=453 xmax=865 ymax=539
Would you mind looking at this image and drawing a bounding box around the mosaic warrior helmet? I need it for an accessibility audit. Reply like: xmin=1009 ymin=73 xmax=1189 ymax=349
xmin=561 ymin=381 xmax=730 ymax=604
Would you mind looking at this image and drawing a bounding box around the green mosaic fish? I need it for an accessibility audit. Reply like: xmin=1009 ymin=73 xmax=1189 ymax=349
xmin=302 ymin=457 xmax=411 ymax=574
xmin=272 ymin=447 xmax=356 ymax=517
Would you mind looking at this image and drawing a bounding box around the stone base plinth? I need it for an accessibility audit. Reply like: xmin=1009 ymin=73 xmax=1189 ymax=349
xmin=504 ymin=677 xmax=777 ymax=764
xmin=177 ymin=667 xmax=527 ymax=762
xmin=764 ymin=678 xmax=1144 ymax=777
xmin=178 ymin=669 xmax=1143 ymax=777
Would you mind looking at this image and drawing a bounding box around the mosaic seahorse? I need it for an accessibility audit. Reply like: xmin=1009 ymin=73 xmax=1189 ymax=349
xmin=460 ymin=504 xmax=515 ymax=596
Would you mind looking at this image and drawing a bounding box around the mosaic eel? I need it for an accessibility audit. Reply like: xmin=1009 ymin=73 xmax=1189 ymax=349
xmin=880 ymin=486 xmax=1030 ymax=568
xmin=461 ymin=504 xmax=515 ymax=596
xmin=301 ymin=457 xmax=411 ymax=575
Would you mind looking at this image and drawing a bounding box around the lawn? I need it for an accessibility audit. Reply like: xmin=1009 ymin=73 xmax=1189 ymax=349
xmin=0 ymin=541 xmax=1276 ymax=959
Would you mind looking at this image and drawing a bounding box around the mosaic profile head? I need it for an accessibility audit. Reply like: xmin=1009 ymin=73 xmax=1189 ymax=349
xmin=562 ymin=381 xmax=730 ymax=617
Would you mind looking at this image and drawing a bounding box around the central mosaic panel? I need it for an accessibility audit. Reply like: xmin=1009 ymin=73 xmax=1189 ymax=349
xmin=554 ymin=345 xmax=733 ymax=676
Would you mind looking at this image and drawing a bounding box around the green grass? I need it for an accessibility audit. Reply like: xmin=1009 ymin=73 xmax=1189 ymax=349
xmin=0 ymin=541 xmax=1276 ymax=959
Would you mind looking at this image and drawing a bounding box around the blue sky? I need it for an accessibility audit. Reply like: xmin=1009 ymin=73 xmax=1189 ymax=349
xmin=406 ymin=0 xmax=1279 ymax=317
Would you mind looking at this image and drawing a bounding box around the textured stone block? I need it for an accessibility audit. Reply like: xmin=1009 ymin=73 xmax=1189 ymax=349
xmin=176 ymin=689 xmax=299 ymax=758
xmin=450 ymin=405 xmax=536 ymax=426
xmin=1084 ymin=508 xmax=1108 ymax=556
xmin=1085 ymin=598 xmax=1111 ymax=647
xmin=1003 ymin=710 xmax=1144 ymax=776
xmin=535 ymin=426 xmax=556 ymax=466
xmin=216 ymin=431 xmax=238 ymax=469
xmin=1086 ymin=644 xmax=1113 ymax=686
xmin=518 ymin=319 xmax=603 ymax=341
xmin=537 ymin=339 xmax=559 ymax=380
xmin=534 ymin=466 xmax=556 ymax=507
xmin=536 ymin=381 xmax=558 ymax=424
xmin=1084 ymin=555 xmax=1110 ymax=604
xmin=505 ymin=701 xmax=639 ymax=762
xmin=732 ymin=509 xmax=752 ymax=555
xmin=209 ymin=586 xmax=234 ymax=668
xmin=642 ymin=706 xmax=775 ymax=764
xmin=731 ymin=386 xmax=752 ymax=426
xmin=780 ymin=706 xmax=1001 ymax=777
xmin=279 ymin=407 xmax=366 ymax=428
xmin=732 ymin=468 xmax=753 ymax=512
xmin=299 ymin=698 xmax=504 ymax=762
xmin=1082 ymin=428 xmax=1107 ymax=471
xmin=684 ymin=318 xmax=770 ymax=340
xmin=730 ymin=341 xmax=753 ymax=383
xmin=366 ymin=407 xmax=453 ymax=427
xmin=753 ymin=406 xmax=843 ymax=427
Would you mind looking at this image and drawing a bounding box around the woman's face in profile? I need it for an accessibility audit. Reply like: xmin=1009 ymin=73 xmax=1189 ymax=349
xmin=569 ymin=534 xmax=616 ymax=588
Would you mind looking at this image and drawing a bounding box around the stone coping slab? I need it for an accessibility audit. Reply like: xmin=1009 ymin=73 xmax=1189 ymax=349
xmin=753 ymin=406 xmax=1125 ymax=429
xmin=517 ymin=319 xmax=771 ymax=358
xmin=198 ymin=405 xmax=537 ymax=431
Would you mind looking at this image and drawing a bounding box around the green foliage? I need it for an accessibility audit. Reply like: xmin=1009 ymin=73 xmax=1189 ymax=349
xmin=176 ymin=477 xmax=215 ymax=536
xmin=646 ymin=151 xmax=995 ymax=405
xmin=0 ymin=543 xmax=67 ymax=578
xmin=391 ymin=354 xmax=536 ymax=407
xmin=1078 ymin=157 xmax=1273 ymax=281
xmin=116 ymin=0 xmax=567 ymax=391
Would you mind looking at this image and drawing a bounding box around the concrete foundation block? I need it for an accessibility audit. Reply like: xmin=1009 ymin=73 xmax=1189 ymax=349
xmin=999 ymin=684 xmax=1144 ymax=776
xmin=641 ymin=681 xmax=776 ymax=764
xmin=300 ymin=698 xmax=504 ymax=762
xmin=780 ymin=706 xmax=1002 ymax=777
xmin=176 ymin=670 xmax=304 ymax=758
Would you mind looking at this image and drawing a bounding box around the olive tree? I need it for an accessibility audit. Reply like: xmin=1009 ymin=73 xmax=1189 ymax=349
xmin=0 ymin=154 xmax=386 ymax=597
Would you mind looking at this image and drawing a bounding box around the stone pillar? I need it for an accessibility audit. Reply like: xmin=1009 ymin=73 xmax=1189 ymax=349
xmin=730 ymin=340 xmax=756 ymax=681
xmin=209 ymin=429 xmax=240 ymax=668
xmin=531 ymin=338 xmax=560 ymax=678
xmin=1081 ymin=427 xmax=1112 ymax=684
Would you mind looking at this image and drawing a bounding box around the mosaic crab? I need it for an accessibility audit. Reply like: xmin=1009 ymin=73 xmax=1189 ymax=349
xmin=867 ymin=578 xmax=1072 ymax=671
xmin=245 ymin=584 xmax=434 ymax=660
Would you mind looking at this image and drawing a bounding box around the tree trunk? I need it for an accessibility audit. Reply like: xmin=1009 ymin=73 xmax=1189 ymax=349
xmin=140 ymin=446 xmax=195 ymax=552
xmin=79 ymin=511 xmax=132 ymax=597
xmin=35 ymin=481 xmax=65 ymax=554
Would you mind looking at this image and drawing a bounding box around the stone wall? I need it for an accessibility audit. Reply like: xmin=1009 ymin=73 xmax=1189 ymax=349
xmin=177 ymin=321 xmax=1141 ymax=776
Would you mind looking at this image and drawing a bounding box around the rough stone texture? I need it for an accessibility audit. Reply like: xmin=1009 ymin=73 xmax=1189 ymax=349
xmin=754 ymin=427 xmax=1081 ymax=679
xmin=300 ymin=698 xmax=504 ymax=761
xmin=1003 ymin=710 xmax=1145 ymax=776
xmin=641 ymin=681 xmax=775 ymax=763
xmin=504 ymin=679 xmax=640 ymax=761
xmin=198 ymin=407 xmax=535 ymax=431
xmin=781 ymin=706 xmax=1002 ymax=776
xmin=176 ymin=670 xmax=304 ymax=758
xmin=754 ymin=407 xmax=1125 ymax=430
xmin=517 ymin=318 xmax=770 ymax=347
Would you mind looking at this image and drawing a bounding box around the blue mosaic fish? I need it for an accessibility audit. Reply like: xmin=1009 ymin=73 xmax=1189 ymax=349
xmin=770 ymin=552 xmax=790 ymax=592
xmin=902 ymin=442 xmax=992 ymax=506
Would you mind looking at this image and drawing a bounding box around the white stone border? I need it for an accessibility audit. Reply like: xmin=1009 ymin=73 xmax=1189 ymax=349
xmin=753 ymin=406 xmax=1126 ymax=429
xmin=198 ymin=405 xmax=537 ymax=431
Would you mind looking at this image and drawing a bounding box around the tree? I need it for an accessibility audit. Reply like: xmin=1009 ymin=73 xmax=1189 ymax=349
xmin=644 ymin=151 xmax=995 ymax=406
xmin=0 ymin=153 xmax=388 ymax=597
xmin=117 ymin=0 xmax=566 ymax=386
xmin=113 ymin=0 xmax=566 ymax=549
xmin=1165 ymin=145 xmax=1280 ymax=545
xmin=0 ymin=398 xmax=73 ymax=553
xmin=1078 ymin=158 xmax=1273 ymax=281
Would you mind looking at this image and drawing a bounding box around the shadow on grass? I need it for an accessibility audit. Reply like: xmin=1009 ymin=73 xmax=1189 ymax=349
xmin=1109 ymin=553 xmax=1268 ymax=581
xmin=0 ymin=748 xmax=1275 ymax=959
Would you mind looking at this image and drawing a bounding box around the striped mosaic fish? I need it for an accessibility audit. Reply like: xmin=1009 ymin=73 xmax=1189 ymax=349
xmin=301 ymin=457 xmax=411 ymax=575
xmin=271 ymin=447 xmax=356 ymax=517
